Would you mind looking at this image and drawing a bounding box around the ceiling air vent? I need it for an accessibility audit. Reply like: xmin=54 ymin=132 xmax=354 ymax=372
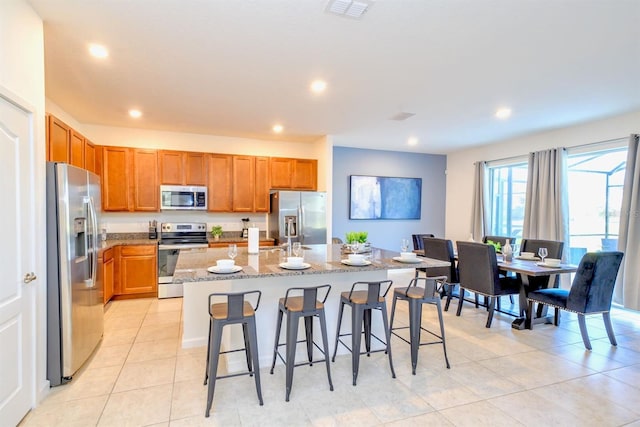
xmin=326 ymin=0 xmax=373 ymax=19
xmin=389 ymin=112 xmax=416 ymax=121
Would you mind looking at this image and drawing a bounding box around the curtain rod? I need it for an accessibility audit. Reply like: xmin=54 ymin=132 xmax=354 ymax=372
xmin=480 ymin=135 xmax=630 ymax=165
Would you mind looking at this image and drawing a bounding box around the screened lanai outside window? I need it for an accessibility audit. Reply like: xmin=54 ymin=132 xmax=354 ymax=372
xmin=488 ymin=162 xmax=528 ymax=241
xmin=567 ymin=146 xmax=627 ymax=264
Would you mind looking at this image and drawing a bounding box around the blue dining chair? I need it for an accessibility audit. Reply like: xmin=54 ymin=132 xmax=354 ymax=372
xmin=526 ymin=251 xmax=624 ymax=350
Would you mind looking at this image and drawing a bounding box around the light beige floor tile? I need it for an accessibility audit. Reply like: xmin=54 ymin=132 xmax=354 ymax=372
xmin=127 ymin=337 xmax=178 ymax=363
xmin=148 ymin=297 xmax=183 ymax=313
xmin=135 ymin=322 xmax=181 ymax=343
xmin=113 ymin=357 xmax=177 ymax=392
xmin=143 ymin=309 xmax=182 ymax=326
xmin=101 ymin=327 xmax=139 ymax=347
xmin=169 ymin=409 xmax=241 ymax=426
xmin=175 ymin=349 xmax=208 ymax=382
xmin=20 ymin=395 xmax=108 ymax=427
xmin=530 ymin=374 xmax=640 ymax=425
xmin=604 ymin=364 xmax=640 ymax=389
xmin=98 ymin=383 xmax=173 ymax=426
xmin=488 ymin=390 xmax=594 ymax=426
xmin=384 ymin=411 xmax=454 ymax=426
xmin=42 ymin=365 xmax=121 ymax=403
xmin=103 ymin=313 xmax=145 ymax=332
xmin=89 ymin=343 xmax=132 ymax=369
xmin=397 ymin=370 xmax=483 ymax=410
xmin=446 ymin=361 xmax=525 ymax=398
xmin=438 ymin=400 xmax=525 ymax=426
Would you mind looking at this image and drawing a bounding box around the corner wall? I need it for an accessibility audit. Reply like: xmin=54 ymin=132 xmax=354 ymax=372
xmin=332 ymin=147 xmax=446 ymax=250
xmin=445 ymin=110 xmax=640 ymax=243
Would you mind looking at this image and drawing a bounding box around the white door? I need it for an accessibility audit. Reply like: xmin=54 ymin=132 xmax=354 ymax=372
xmin=0 ymin=91 xmax=36 ymax=425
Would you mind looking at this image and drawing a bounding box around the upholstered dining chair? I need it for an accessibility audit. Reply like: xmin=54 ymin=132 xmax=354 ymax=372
xmin=412 ymin=234 xmax=435 ymax=251
xmin=520 ymin=238 xmax=565 ymax=317
xmin=456 ymin=241 xmax=521 ymax=327
xmin=419 ymin=237 xmax=459 ymax=311
xmin=526 ymin=251 xmax=624 ymax=350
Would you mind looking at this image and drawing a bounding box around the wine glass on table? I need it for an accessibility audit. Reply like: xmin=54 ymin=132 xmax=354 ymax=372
xmin=292 ymin=242 xmax=302 ymax=257
xmin=228 ymin=244 xmax=237 ymax=261
xmin=538 ymin=247 xmax=548 ymax=264
xmin=401 ymin=238 xmax=410 ymax=253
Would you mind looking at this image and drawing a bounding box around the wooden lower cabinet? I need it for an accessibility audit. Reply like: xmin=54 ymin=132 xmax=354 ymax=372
xmin=102 ymin=248 xmax=114 ymax=304
xmin=114 ymin=245 xmax=158 ymax=297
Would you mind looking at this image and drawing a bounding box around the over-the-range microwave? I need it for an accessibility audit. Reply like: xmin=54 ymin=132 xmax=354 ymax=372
xmin=160 ymin=185 xmax=208 ymax=210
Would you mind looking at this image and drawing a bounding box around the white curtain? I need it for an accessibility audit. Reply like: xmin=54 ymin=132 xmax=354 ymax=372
xmin=614 ymin=134 xmax=640 ymax=310
xmin=470 ymin=161 xmax=489 ymax=241
xmin=522 ymin=148 xmax=569 ymax=259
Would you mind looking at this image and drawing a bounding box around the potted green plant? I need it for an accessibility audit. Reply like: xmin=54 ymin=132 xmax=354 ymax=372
xmin=211 ymin=225 xmax=223 ymax=240
xmin=345 ymin=231 xmax=368 ymax=244
xmin=485 ymin=239 xmax=502 ymax=252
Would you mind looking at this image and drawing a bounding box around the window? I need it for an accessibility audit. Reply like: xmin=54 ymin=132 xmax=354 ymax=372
xmin=488 ymin=161 xmax=528 ymax=240
xmin=567 ymin=146 xmax=627 ymax=263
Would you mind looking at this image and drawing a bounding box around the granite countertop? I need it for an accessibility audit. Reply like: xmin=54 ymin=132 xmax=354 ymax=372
xmin=99 ymin=233 xmax=275 ymax=250
xmin=172 ymin=244 xmax=451 ymax=283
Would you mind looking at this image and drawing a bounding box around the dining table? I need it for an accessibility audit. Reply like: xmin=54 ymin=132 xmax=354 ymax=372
xmin=496 ymin=256 xmax=578 ymax=330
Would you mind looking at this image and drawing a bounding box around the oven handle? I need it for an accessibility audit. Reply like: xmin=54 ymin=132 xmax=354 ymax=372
xmin=158 ymin=243 xmax=209 ymax=250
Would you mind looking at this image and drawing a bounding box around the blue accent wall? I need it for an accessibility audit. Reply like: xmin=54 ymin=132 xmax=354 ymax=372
xmin=332 ymin=147 xmax=447 ymax=251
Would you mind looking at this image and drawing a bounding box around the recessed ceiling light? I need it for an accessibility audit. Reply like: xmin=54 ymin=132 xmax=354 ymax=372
xmin=272 ymin=124 xmax=284 ymax=133
xmin=408 ymin=137 xmax=418 ymax=146
xmin=310 ymin=80 xmax=327 ymax=94
xmin=88 ymin=44 xmax=108 ymax=58
xmin=129 ymin=109 xmax=142 ymax=118
xmin=495 ymin=107 xmax=512 ymax=119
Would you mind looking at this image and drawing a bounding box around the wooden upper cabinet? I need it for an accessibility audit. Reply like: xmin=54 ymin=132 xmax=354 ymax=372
xmin=101 ymin=146 xmax=158 ymax=212
xmin=232 ymin=155 xmax=255 ymax=212
xmin=47 ymin=115 xmax=70 ymax=162
xmin=131 ymin=149 xmax=159 ymax=211
xmin=69 ymin=129 xmax=85 ymax=168
xmin=270 ymin=157 xmax=317 ymax=190
xmin=254 ymin=156 xmax=270 ymax=212
xmin=185 ymin=152 xmax=207 ymax=185
xmin=159 ymin=150 xmax=183 ymax=184
xmin=291 ymin=159 xmax=317 ymax=190
xmin=159 ymin=150 xmax=207 ymax=185
xmin=102 ymin=146 xmax=130 ymax=211
xmin=208 ymin=154 xmax=233 ymax=212
xmin=84 ymin=140 xmax=97 ymax=174
xmin=270 ymin=157 xmax=293 ymax=189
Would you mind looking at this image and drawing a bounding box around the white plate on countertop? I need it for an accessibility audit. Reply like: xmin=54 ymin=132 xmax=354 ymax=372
xmin=207 ymin=265 xmax=243 ymax=274
xmin=341 ymin=259 xmax=372 ymax=266
xmin=392 ymin=256 xmax=423 ymax=264
xmin=536 ymin=262 xmax=561 ymax=268
xmin=279 ymin=262 xmax=311 ymax=270
xmin=515 ymin=255 xmax=539 ymax=261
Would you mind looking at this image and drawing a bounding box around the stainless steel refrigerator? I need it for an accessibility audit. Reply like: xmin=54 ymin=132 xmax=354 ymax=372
xmin=46 ymin=162 xmax=103 ymax=386
xmin=268 ymin=191 xmax=327 ymax=245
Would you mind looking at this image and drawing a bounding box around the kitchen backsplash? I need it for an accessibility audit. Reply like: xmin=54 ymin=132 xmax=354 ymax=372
xmin=100 ymin=212 xmax=268 ymax=234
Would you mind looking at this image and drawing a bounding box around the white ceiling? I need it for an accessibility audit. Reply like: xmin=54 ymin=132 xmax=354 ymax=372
xmin=28 ymin=0 xmax=640 ymax=154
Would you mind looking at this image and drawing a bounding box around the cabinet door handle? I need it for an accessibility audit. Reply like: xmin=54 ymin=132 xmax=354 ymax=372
xmin=23 ymin=272 xmax=37 ymax=283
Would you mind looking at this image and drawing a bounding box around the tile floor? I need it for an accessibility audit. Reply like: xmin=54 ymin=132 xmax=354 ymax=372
xmin=20 ymin=270 xmax=640 ymax=426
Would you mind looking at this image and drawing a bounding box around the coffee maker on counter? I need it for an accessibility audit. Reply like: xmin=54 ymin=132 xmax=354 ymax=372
xmin=241 ymin=218 xmax=250 ymax=238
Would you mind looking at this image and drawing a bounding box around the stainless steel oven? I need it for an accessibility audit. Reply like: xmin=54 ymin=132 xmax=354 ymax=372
xmin=157 ymin=222 xmax=208 ymax=298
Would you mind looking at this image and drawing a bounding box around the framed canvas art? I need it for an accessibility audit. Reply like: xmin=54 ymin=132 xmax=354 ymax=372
xmin=349 ymin=175 xmax=422 ymax=220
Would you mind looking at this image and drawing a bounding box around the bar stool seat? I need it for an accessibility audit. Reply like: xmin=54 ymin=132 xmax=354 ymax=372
xmin=332 ymin=280 xmax=396 ymax=386
xmin=204 ymin=290 xmax=263 ymax=417
xmin=270 ymin=285 xmax=333 ymax=402
xmin=390 ymin=276 xmax=451 ymax=375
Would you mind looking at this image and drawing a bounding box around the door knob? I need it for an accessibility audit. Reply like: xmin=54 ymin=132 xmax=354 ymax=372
xmin=23 ymin=272 xmax=37 ymax=283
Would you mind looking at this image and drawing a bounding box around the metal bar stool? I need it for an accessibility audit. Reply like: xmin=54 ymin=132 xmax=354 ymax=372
xmin=389 ymin=276 xmax=451 ymax=375
xmin=331 ymin=280 xmax=396 ymax=386
xmin=270 ymin=284 xmax=334 ymax=401
xmin=204 ymin=290 xmax=263 ymax=417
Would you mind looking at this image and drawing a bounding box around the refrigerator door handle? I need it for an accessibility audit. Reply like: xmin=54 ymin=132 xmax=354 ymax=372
xmin=299 ymin=206 xmax=304 ymax=244
xmin=85 ymin=196 xmax=98 ymax=288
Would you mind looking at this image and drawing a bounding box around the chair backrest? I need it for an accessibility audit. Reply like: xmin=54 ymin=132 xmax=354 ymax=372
xmin=456 ymin=241 xmax=501 ymax=295
xmin=332 ymin=237 xmax=343 ymax=244
xmin=349 ymin=280 xmax=393 ymax=304
xmin=520 ymin=239 xmax=564 ymax=259
xmin=412 ymin=234 xmax=434 ymax=251
xmin=208 ymin=290 xmax=261 ymax=321
xmin=482 ymin=235 xmax=513 ymax=249
xmin=567 ymin=251 xmax=624 ymax=314
xmin=423 ymin=237 xmax=459 ymax=283
xmin=284 ymin=284 xmax=331 ymax=311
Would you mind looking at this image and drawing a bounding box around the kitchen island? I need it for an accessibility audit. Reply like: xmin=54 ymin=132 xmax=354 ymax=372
xmin=174 ymin=244 xmax=450 ymax=370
